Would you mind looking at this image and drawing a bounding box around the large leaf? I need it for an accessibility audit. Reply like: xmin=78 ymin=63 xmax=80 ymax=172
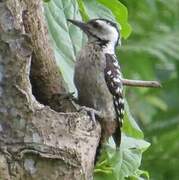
xmin=83 ymin=0 xmax=117 ymax=23
xmin=123 ymin=101 xmax=143 ymax=139
xmin=44 ymin=0 xmax=84 ymax=93
xmin=94 ymin=135 xmax=150 ymax=180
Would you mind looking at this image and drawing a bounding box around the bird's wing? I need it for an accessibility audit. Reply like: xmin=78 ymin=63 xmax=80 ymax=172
xmin=104 ymin=53 xmax=124 ymax=121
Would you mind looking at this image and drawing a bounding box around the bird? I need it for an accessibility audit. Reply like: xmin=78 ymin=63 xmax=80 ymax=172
xmin=68 ymin=18 xmax=124 ymax=148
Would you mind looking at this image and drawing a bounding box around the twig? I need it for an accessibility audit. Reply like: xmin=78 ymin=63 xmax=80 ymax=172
xmin=122 ymin=78 xmax=161 ymax=88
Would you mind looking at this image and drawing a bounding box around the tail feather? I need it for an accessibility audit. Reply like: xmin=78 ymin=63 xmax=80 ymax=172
xmin=112 ymin=119 xmax=122 ymax=148
xmin=113 ymin=96 xmax=124 ymax=148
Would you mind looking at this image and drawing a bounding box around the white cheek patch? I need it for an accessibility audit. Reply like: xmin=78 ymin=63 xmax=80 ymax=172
xmin=107 ymin=27 xmax=119 ymax=43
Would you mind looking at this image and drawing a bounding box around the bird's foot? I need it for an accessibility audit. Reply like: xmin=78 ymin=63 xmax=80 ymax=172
xmin=78 ymin=106 xmax=101 ymax=127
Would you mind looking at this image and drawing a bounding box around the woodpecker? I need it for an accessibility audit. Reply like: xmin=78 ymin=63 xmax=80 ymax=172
xmin=68 ymin=18 xmax=124 ymax=148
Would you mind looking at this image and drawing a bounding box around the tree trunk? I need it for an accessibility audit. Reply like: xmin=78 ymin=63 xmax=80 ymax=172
xmin=0 ymin=0 xmax=100 ymax=179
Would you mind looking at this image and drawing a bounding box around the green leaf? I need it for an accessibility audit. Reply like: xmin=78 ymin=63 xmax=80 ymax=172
xmin=83 ymin=0 xmax=117 ymax=22
xmin=94 ymin=135 xmax=150 ymax=180
xmin=44 ymin=0 xmax=84 ymax=92
xmin=123 ymin=101 xmax=143 ymax=138
xmin=77 ymin=0 xmax=89 ymax=21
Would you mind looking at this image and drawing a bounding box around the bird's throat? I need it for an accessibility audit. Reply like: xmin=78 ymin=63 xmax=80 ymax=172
xmin=102 ymin=42 xmax=116 ymax=54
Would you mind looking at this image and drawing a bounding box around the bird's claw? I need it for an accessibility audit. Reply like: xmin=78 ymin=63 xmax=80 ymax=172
xmin=78 ymin=106 xmax=101 ymax=127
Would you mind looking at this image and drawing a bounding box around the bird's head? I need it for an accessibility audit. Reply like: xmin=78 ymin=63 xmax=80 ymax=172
xmin=68 ymin=18 xmax=121 ymax=50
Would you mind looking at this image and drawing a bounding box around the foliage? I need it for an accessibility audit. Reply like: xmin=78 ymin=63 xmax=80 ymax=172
xmin=120 ymin=0 xmax=179 ymax=179
xmin=43 ymin=0 xmax=153 ymax=179
xmin=94 ymin=135 xmax=150 ymax=180
xmin=44 ymin=0 xmax=83 ymax=93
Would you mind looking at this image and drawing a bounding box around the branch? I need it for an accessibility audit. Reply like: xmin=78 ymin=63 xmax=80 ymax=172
xmin=122 ymin=78 xmax=161 ymax=88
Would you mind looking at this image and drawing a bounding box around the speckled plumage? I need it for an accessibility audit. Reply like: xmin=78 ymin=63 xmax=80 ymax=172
xmin=74 ymin=43 xmax=123 ymax=146
xmin=70 ymin=18 xmax=124 ymax=147
xmin=74 ymin=43 xmax=116 ymax=118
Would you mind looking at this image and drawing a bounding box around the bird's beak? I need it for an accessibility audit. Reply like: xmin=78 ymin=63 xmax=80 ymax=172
xmin=67 ymin=19 xmax=88 ymax=33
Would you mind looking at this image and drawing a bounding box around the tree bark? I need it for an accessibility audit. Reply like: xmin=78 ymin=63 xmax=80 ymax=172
xmin=0 ymin=0 xmax=100 ymax=179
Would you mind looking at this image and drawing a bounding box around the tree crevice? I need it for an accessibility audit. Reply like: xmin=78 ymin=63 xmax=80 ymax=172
xmin=0 ymin=0 xmax=101 ymax=179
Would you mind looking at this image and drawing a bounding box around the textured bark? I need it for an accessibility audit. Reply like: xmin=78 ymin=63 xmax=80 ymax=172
xmin=0 ymin=0 xmax=101 ymax=179
xmin=21 ymin=0 xmax=74 ymax=112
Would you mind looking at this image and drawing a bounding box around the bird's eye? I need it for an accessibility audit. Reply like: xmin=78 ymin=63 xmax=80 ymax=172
xmin=91 ymin=22 xmax=100 ymax=28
